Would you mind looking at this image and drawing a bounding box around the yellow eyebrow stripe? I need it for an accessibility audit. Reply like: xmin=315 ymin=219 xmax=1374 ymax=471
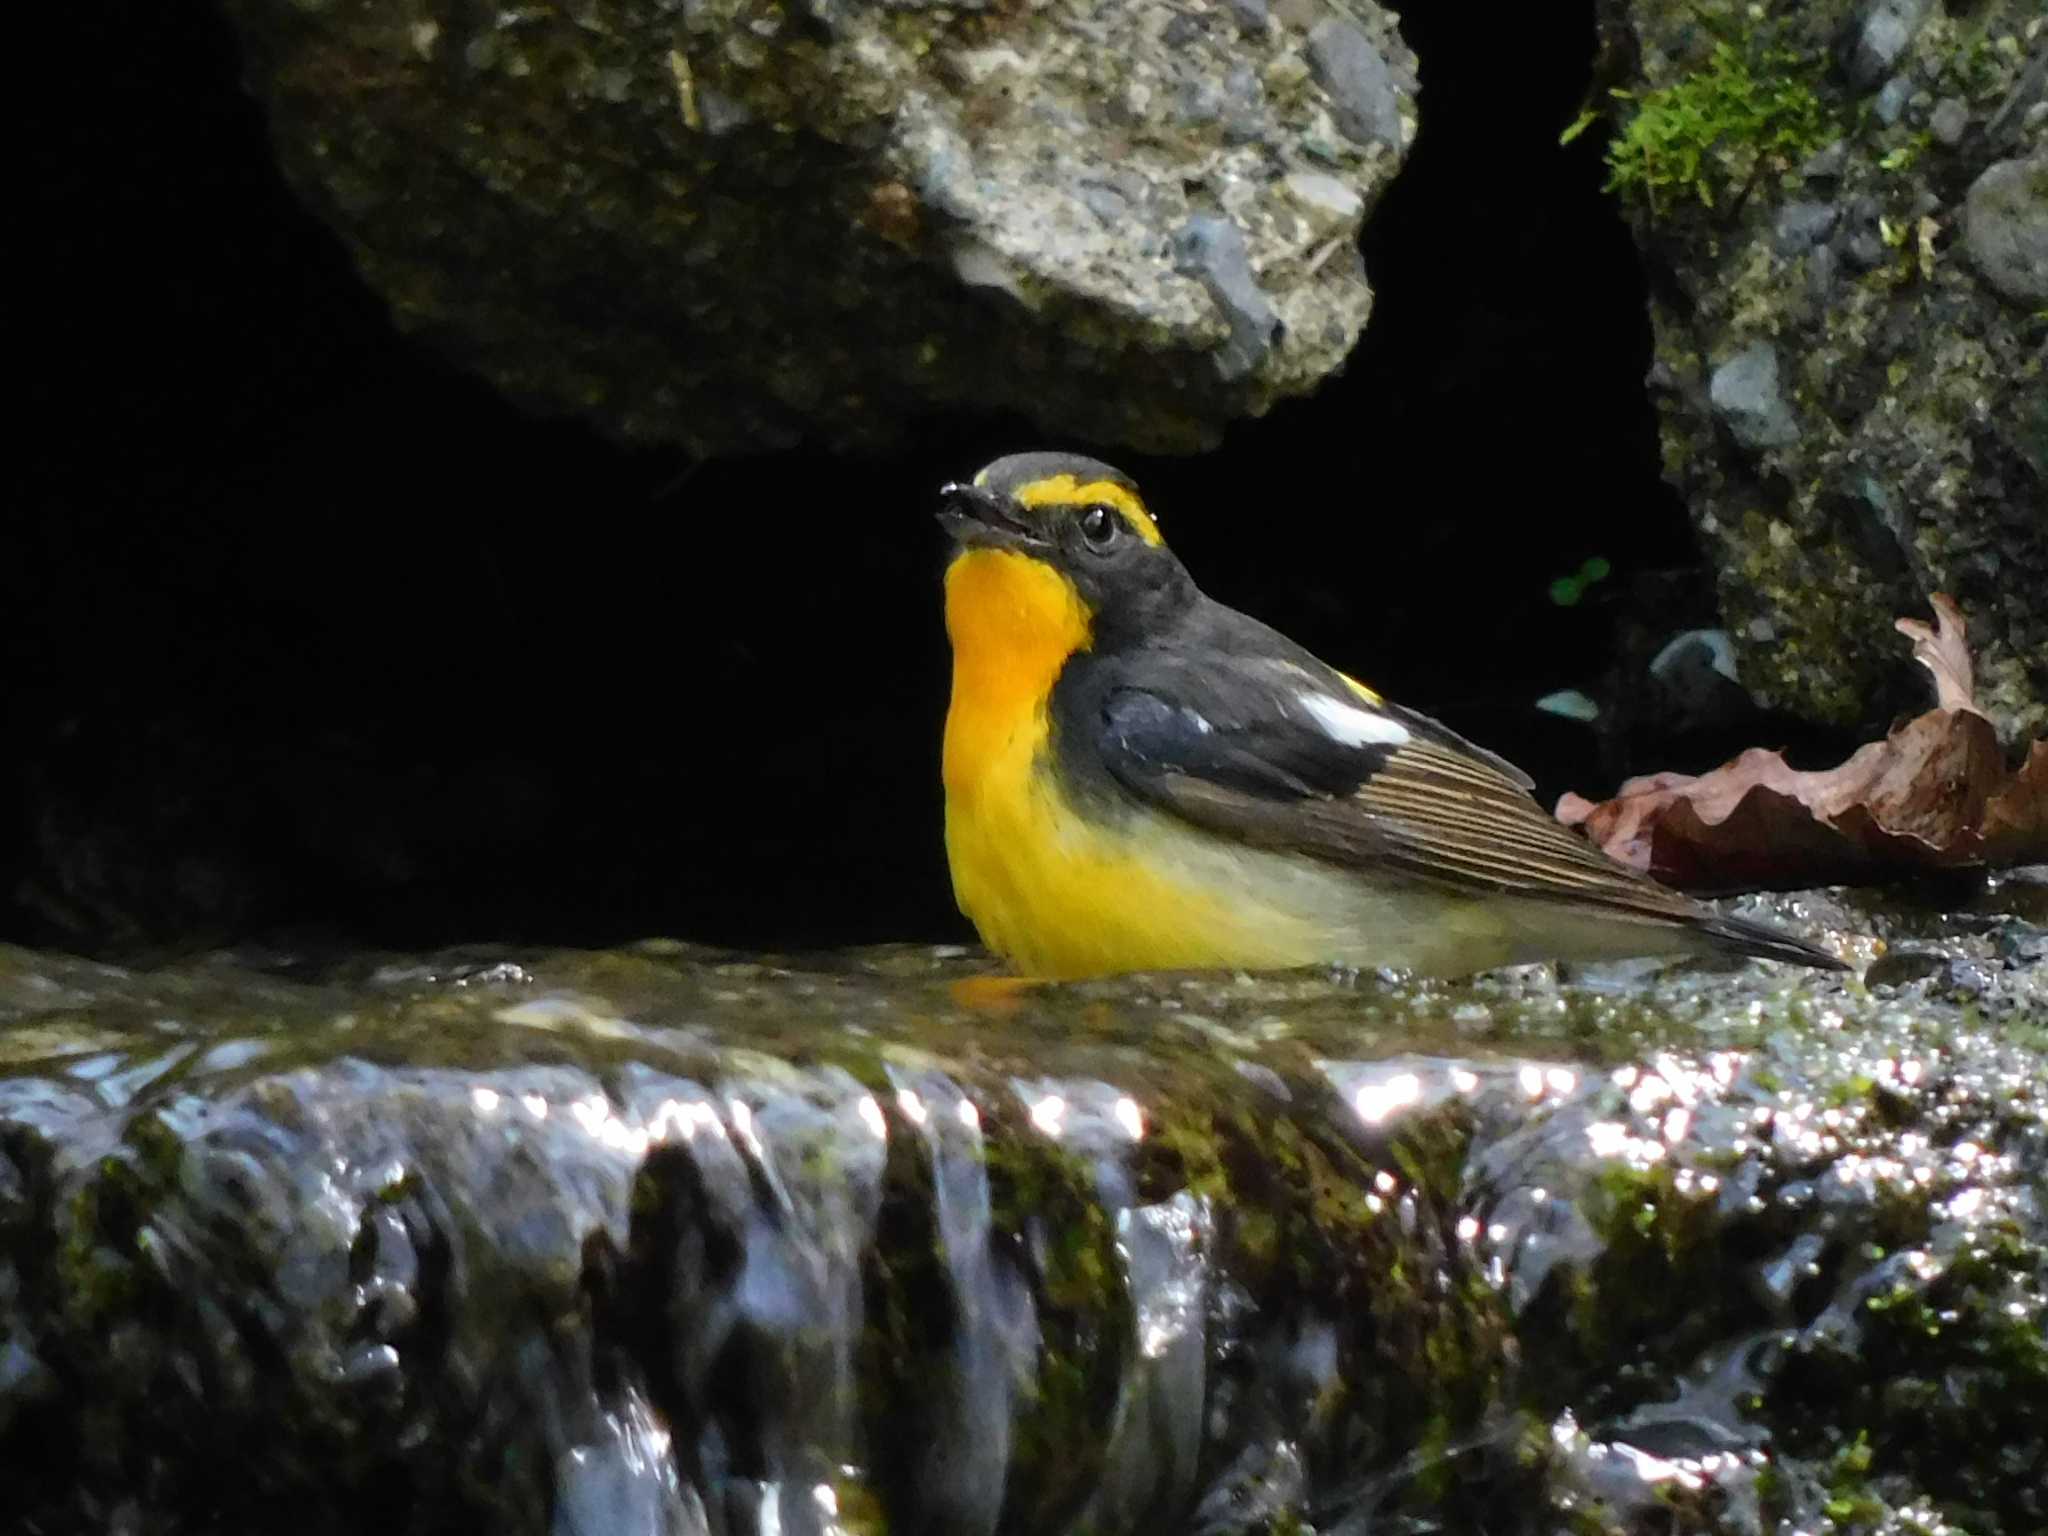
xmin=1014 ymin=474 xmax=1166 ymax=547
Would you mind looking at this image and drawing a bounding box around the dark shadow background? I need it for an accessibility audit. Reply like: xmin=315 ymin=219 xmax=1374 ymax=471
xmin=10 ymin=1 xmax=1780 ymax=958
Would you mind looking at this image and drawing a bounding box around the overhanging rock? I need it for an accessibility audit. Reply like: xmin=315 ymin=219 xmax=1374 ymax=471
xmin=220 ymin=0 xmax=1418 ymax=453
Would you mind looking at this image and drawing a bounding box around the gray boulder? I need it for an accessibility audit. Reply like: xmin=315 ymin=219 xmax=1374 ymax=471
xmin=218 ymin=0 xmax=1417 ymax=453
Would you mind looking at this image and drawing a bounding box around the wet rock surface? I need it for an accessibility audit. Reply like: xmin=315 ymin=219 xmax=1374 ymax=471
xmin=215 ymin=0 xmax=1415 ymax=453
xmin=1596 ymin=0 xmax=2048 ymax=743
xmin=4 ymin=881 xmax=2045 ymax=1534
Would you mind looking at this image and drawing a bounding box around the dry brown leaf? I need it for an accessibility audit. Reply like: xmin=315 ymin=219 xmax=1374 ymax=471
xmin=1893 ymin=592 xmax=1976 ymax=715
xmin=1557 ymin=595 xmax=2048 ymax=891
xmin=1983 ymin=741 xmax=2048 ymax=852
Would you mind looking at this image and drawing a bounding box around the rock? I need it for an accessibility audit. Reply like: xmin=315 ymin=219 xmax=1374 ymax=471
xmin=2 ymin=890 xmax=2046 ymax=1534
xmin=1225 ymin=0 xmax=1271 ymax=34
xmin=1709 ymin=344 xmax=1800 ymax=452
xmin=1834 ymin=193 xmax=1888 ymax=270
xmin=215 ymin=0 xmax=1418 ymax=454
xmin=1078 ymin=181 xmax=1132 ymax=226
xmin=1865 ymin=945 xmax=1952 ymax=987
xmin=1535 ymin=688 xmax=1601 ymax=722
xmin=1598 ymin=0 xmax=2048 ymax=744
xmin=1772 ymin=200 xmax=1839 ymax=254
xmin=1304 ymin=17 xmax=1406 ymax=148
xmin=1964 ymin=156 xmax=2048 ymax=305
xmin=1803 ymin=241 xmax=1839 ymax=305
xmin=1282 ymin=169 xmax=1366 ymax=222
xmin=1842 ymin=0 xmax=1932 ymax=90
xmin=1171 ymin=215 xmax=1283 ymax=381
xmin=1929 ymin=95 xmax=1969 ymax=146
xmin=1936 ymin=955 xmax=1998 ymax=997
xmin=1874 ymin=73 xmax=1913 ymax=125
xmin=1983 ymin=42 xmax=2048 ymax=151
xmin=1994 ymin=919 xmax=2048 ymax=965
xmin=1800 ymin=138 xmax=1849 ymax=182
xmin=1643 ymin=628 xmax=1752 ymax=733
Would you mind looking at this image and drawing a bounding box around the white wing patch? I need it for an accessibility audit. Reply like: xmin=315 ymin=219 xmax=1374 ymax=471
xmin=1299 ymin=691 xmax=1411 ymax=748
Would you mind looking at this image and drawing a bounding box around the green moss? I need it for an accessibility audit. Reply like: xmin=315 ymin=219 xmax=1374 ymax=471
xmin=827 ymin=1482 xmax=892 ymax=1536
xmin=850 ymin=1103 xmax=1140 ymax=1535
xmin=981 ymin=1121 xmax=1132 ymax=1529
xmin=1877 ymin=132 xmax=1933 ymax=175
xmin=852 ymin=1130 xmax=946 ymax=1533
xmin=1142 ymin=1103 xmax=1232 ymax=1206
xmin=1820 ymin=1429 xmax=1888 ymax=1525
xmin=1764 ymin=1215 xmax=2048 ymax=1530
xmin=1125 ymin=1082 xmax=1522 ymax=1521
xmin=1603 ymin=39 xmax=1833 ymax=214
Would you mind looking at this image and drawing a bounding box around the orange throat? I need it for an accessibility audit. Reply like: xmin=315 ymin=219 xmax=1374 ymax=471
xmin=941 ymin=548 xmax=1091 ymax=799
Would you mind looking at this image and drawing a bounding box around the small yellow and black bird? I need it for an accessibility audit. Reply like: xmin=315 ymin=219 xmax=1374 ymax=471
xmin=937 ymin=451 xmax=1846 ymax=980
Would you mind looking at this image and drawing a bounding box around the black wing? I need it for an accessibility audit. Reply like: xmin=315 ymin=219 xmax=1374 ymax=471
xmin=1061 ymin=605 xmax=1844 ymax=969
xmin=1078 ymin=644 xmax=1722 ymax=923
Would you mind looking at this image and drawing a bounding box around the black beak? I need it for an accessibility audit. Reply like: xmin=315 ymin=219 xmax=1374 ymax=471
xmin=937 ymin=481 xmax=1035 ymax=547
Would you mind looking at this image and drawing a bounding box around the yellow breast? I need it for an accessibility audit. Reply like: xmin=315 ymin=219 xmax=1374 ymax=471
xmin=942 ymin=549 xmax=1328 ymax=977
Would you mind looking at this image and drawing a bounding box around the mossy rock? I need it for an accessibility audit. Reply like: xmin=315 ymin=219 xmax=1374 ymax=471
xmin=1594 ymin=0 xmax=2048 ymax=743
xmin=3 ymin=880 xmax=2046 ymax=1532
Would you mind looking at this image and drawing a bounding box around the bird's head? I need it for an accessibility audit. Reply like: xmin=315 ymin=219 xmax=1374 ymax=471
xmin=938 ymin=452 xmax=1195 ymax=649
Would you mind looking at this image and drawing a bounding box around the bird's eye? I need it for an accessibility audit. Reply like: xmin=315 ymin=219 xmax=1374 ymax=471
xmin=1079 ymin=505 xmax=1121 ymax=549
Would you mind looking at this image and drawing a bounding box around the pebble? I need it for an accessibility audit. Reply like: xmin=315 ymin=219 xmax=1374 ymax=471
xmin=1875 ymin=75 xmax=1913 ymax=125
xmin=1835 ymin=195 xmax=1887 ymax=271
xmin=1224 ymin=0 xmax=1269 ymax=34
xmin=1929 ymin=96 xmax=1969 ymax=146
xmin=1843 ymin=0 xmax=1932 ymax=91
xmin=1709 ymin=344 xmax=1801 ymax=453
xmin=1773 ymin=201 xmax=1839 ymax=255
xmin=1283 ymin=170 xmax=1364 ymax=222
xmin=1963 ymin=155 xmax=2048 ymax=304
xmin=1305 ymin=18 xmax=1403 ymax=148
xmin=1172 ymin=214 xmax=1283 ymax=381
xmin=1801 ymin=140 xmax=1848 ymax=182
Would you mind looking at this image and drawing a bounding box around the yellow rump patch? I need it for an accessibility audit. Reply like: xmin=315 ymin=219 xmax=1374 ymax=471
xmin=1013 ymin=474 xmax=1166 ymax=547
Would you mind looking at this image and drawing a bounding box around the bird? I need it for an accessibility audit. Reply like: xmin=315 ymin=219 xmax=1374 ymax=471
xmin=935 ymin=450 xmax=1847 ymax=981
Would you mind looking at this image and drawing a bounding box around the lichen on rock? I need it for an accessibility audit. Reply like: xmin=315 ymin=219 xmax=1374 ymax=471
xmin=1595 ymin=0 xmax=2048 ymax=744
xmin=217 ymin=0 xmax=1418 ymax=453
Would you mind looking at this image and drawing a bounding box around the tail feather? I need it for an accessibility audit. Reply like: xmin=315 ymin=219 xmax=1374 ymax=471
xmin=1694 ymin=912 xmax=1850 ymax=971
